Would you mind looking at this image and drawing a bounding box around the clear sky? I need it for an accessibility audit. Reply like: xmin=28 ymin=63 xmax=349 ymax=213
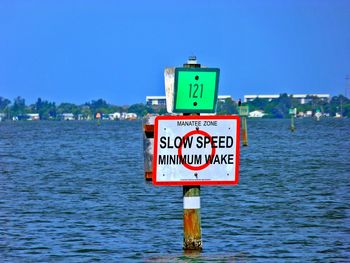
xmin=0 ymin=0 xmax=349 ymax=105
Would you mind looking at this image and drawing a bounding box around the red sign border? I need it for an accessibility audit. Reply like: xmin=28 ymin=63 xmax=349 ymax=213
xmin=152 ymin=115 xmax=240 ymax=186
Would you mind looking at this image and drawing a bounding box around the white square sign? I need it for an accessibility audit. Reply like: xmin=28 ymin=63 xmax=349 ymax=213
xmin=153 ymin=115 xmax=240 ymax=186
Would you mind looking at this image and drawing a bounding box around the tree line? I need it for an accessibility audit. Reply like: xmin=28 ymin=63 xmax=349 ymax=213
xmin=0 ymin=94 xmax=349 ymax=120
xmin=0 ymin=97 xmax=161 ymax=120
xmin=245 ymin=94 xmax=350 ymax=118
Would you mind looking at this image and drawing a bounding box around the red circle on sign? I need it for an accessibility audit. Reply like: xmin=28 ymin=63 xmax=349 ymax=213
xmin=177 ymin=130 xmax=216 ymax=171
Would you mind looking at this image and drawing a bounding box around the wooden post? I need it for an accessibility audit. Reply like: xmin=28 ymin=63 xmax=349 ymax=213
xmin=289 ymin=108 xmax=296 ymax=132
xmin=183 ymin=186 xmax=202 ymax=250
xmin=182 ymin=57 xmax=202 ymax=251
xmin=242 ymin=116 xmax=248 ymax=146
xmin=238 ymin=106 xmax=248 ymax=146
xmin=143 ymin=115 xmax=155 ymax=181
xmin=290 ymin=114 xmax=295 ymax=132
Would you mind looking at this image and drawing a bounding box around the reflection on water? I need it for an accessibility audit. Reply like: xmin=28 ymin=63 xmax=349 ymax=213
xmin=1 ymin=119 xmax=349 ymax=262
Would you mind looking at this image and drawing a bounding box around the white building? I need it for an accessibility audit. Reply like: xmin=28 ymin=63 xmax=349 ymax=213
xmin=249 ymin=110 xmax=265 ymax=118
xmin=125 ymin=113 xmax=137 ymax=120
xmin=217 ymin=95 xmax=233 ymax=102
xmin=120 ymin=112 xmax=137 ymax=120
xmin=62 ymin=113 xmax=75 ymax=121
xmin=244 ymin=94 xmax=330 ymax=104
xmin=77 ymin=114 xmax=85 ymax=120
xmin=109 ymin=112 xmax=121 ymax=120
xmin=306 ymin=111 xmax=313 ymax=117
xmin=146 ymin=96 xmax=167 ymax=106
xmin=291 ymin=94 xmax=330 ymax=104
xmin=27 ymin=113 xmax=40 ymax=121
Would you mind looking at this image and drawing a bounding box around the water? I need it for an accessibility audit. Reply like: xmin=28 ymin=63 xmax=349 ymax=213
xmin=1 ymin=119 xmax=349 ymax=262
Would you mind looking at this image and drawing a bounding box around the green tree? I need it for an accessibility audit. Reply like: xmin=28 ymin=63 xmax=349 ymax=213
xmin=11 ymin=96 xmax=26 ymax=117
xmin=80 ymin=105 xmax=92 ymax=119
xmin=128 ymin=103 xmax=151 ymax=117
xmin=216 ymin=98 xmax=237 ymax=115
xmin=247 ymin=97 xmax=270 ymax=112
xmin=0 ymin=97 xmax=11 ymax=112
xmin=86 ymin=99 xmax=113 ymax=115
xmin=330 ymin=95 xmax=350 ymax=117
xmin=32 ymin=98 xmax=57 ymax=119
xmin=57 ymin=103 xmax=80 ymax=116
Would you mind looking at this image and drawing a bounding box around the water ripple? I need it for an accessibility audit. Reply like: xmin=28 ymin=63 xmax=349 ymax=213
xmin=1 ymin=119 xmax=349 ymax=262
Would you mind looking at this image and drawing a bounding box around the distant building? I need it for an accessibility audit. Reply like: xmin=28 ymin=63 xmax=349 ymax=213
xmin=109 ymin=112 xmax=121 ymax=120
xmin=27 ymin=113 xmax=40 ymax=121
xmin=297 ymin=111 xmax=305 ymax=118
xmin=217 ymin=95 xmax=233 ymax=102
xmin=12 ymin=114 xmax=39 ymax=121
xmin=61 ymin=113 xmax=75 ymax=121
xmin=146 ymin=95 xmax=234 ymax=106
xmin=77 ymin=114 xmax=92 ymax=120
xmin=306 ymin=111 xmax=313 ymax=117
xmin=126 ymin=113 xmax=137 ymax=120
xmin=102 ymin=114 xmax=111 ymax=120
xmin=249 ymin=110 xmax=265 ymax=118
xmin=146 ymin=96 xmax=167 ymax=106
xmin=121 ymin=112 xmax=137 ymax=120
xmin=244 ymin=94 xmax=330 ymax=104
xmin=291 ymin=94 xmax=330 ymax=104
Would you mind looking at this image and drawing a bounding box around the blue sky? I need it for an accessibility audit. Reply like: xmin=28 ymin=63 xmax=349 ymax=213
xmin=0 ymin=0 xmax=349 ymax=105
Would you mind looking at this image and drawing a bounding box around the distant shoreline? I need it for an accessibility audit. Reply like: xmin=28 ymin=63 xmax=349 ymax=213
xmin=1 ymin=94 xmax=349 ymax=121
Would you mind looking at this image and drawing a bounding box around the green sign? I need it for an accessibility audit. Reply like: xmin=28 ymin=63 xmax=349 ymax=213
xmin=238 ymin=106 xmax=249 ymax=116
xmin=173 ymin=67 xmax=219 ymax=113
xmin=289 ymin=108 xmax=296 ymax=115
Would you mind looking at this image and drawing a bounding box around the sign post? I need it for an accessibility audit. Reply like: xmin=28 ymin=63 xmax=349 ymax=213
xmin=153 ymin=115 xmax=240 ymax=249
xmin=238 ymin=106 xmax=249 ymax=146
xmin=154 ymin=57 xmax=240 ymax=251
xmin=289 ymin=108 xmax=296 ymax=132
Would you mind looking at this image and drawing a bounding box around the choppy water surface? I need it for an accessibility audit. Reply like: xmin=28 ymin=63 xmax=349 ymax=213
xmin=1 ymin=119 xmax=349 ymax=262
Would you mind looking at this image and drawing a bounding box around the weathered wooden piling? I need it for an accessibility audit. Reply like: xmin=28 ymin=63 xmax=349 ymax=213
xmin=242 ymin=117 xmax=248 ymax=146
xmin=182 ymin=57 xmax=202 ymax=251
xmin=143 ymin=115 xmax=155 ymax=181
xmin=183 ymin=186 xmax=202 ymax=250
xmin=238 ymin=106 xmax=249 ymax=146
